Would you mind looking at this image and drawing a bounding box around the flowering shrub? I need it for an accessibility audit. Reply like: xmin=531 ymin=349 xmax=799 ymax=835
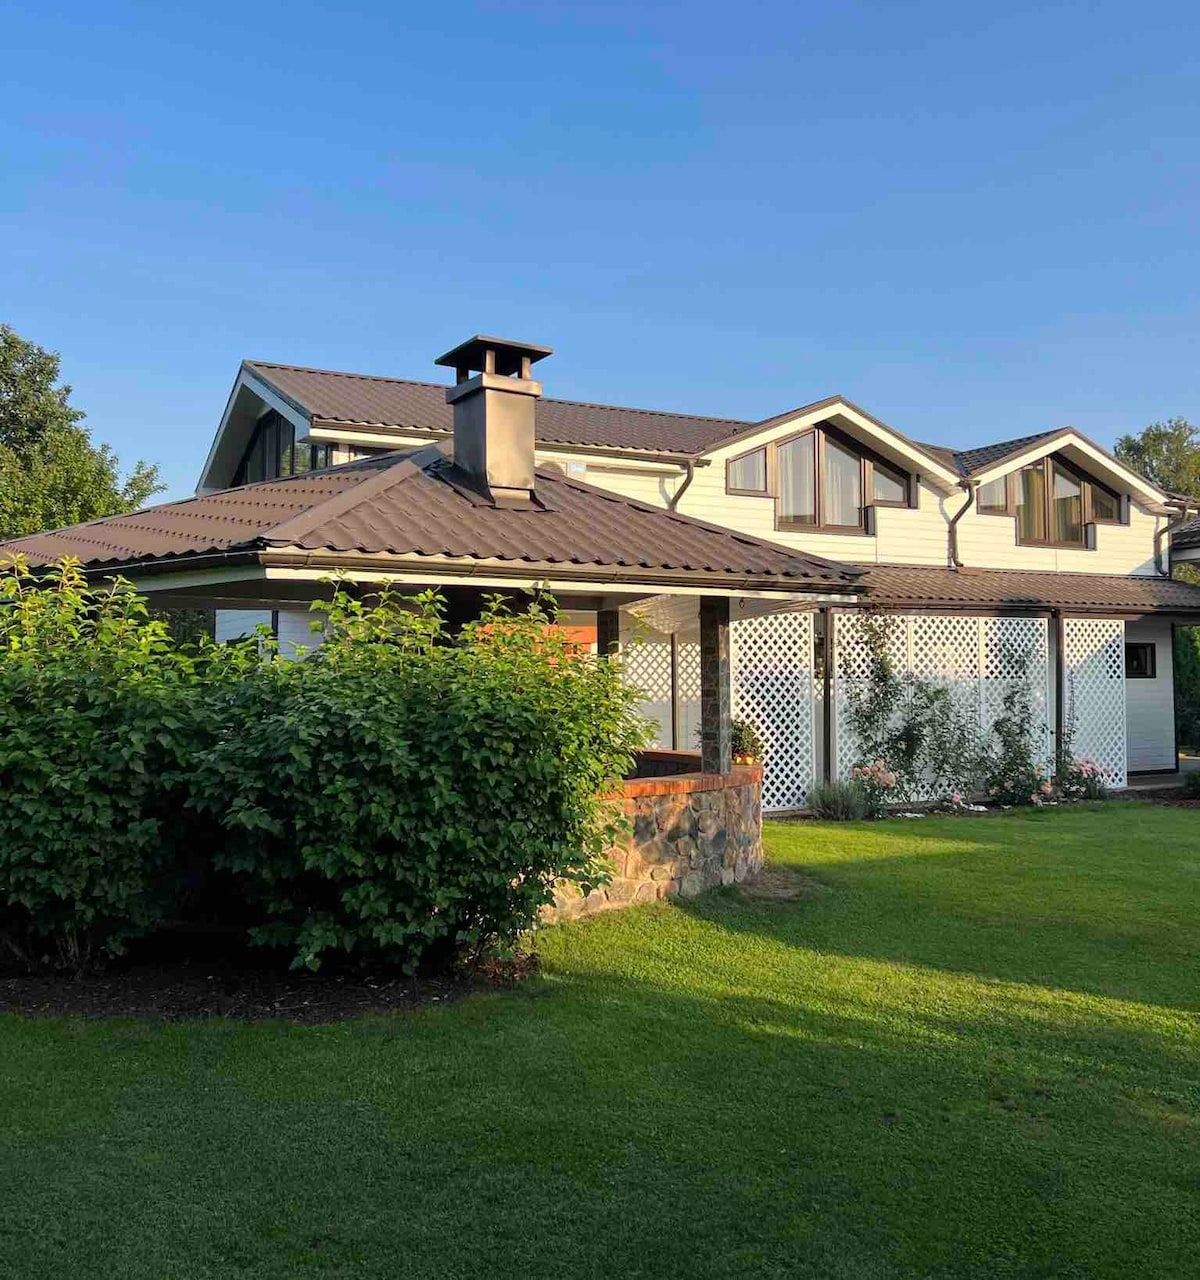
xmin=987 ymin=768 xmax=1055 ymax=807
xmin=850 ymin=758 xmax=899 ymax=817
xmin=1059 ymin=755 xmax=1110 ymax=801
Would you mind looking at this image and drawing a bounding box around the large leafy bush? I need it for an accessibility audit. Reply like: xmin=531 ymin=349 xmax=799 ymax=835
xmin=189 ymin=587 xmax=649 ymax=971
xmin=0 ymin=557 xmax=243 ymax=970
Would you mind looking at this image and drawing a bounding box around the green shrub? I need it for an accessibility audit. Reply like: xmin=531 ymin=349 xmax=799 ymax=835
xmin=189 ymin=587 xmax=650 ymax=972
xmin=807 ymin=779 xmax=871 ymax=821
xmin=0 ymin=557 xmax=242 ymax=972
xmin=1184 ymin=770 xmax=1200 ymax=795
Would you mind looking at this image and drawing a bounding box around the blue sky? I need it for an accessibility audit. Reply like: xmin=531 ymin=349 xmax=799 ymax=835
xmin=3 ymin=0 xmax=1198 ymax=499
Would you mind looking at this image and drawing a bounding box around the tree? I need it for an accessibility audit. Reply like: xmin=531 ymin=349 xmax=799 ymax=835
xmin=1113 ymin=417 xmax=1200 ymax=496
xmin=0 ymin=325 xmax=162 ymax=540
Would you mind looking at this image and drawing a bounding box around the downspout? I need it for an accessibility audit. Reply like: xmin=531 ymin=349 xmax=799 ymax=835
xmin=1154 ymin=497 xmax=1194 ymax=577
xmin=666 ymin=459 xmax=696 ymax=511
xmin=948 ymin=480 xmax=976 ymax=570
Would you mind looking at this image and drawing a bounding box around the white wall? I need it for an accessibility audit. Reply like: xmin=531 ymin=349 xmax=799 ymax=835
xmin=214 ymin=608 xmax=322 ymax=659
xmin=1125 ymin=617 xmax=1176 ymax=773
xmin=577 ymin=416 xmax=1165 ymax=577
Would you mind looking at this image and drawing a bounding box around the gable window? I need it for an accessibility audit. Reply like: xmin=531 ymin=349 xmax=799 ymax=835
xmin=233 ymin=410 xmax=332 ymax=486
xmin=996 ymin=453 xmax=1125 ymax=546
xmin=726 ymin=446 xmax=767 ymax=494
xmin=726 ymin=422 xmax=911 ymax=534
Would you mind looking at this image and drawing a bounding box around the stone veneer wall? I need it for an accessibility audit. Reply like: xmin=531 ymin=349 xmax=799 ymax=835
xmin=548 ymin=762 xmax=763 ymax=922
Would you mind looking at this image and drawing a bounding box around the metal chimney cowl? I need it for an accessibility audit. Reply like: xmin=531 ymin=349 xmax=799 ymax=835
xmin=434 ymin=335 xmax=554 ymax=509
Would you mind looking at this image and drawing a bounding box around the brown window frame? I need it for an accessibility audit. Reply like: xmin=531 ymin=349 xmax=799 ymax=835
xmin=724 ymin=445 xmax=768 ymax=496
xmin=723 ymin=421 xmax=915 ymax=533
xmin=976 ymin=453 xmax=1127 ymax=547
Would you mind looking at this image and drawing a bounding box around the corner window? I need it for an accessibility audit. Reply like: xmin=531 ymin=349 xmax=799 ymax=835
xmin=1125 ymin=642 xmax=1156 ymax=679
xmin=726 ymin=447 xmax=767 ymax=494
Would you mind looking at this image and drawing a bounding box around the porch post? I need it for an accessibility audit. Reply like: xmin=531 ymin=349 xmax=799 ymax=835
xmin=596 ymin=607 xmax=621 ymax=659
xmin=699 ymin=596 xmax=732 ymax=775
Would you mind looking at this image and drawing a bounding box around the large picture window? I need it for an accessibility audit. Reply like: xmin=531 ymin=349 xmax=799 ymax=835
xmin=727 ymin=422 xmax=911 ymax=534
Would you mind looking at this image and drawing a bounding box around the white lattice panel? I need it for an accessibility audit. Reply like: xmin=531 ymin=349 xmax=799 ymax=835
xmin=982 ymin=617 xmax=1052 ymax=770
xmin=732 ymin=609 xmax=816 ymax=812
xmin=834 ymin=613 xmax=1053 ymax=792
xmin=619 ymin=620 xmax=673 ymax=748
xmin=676 ymin=627 xmax=702 ymax=753
xmin=1063 ymin=618 xmax=1126 ymax=788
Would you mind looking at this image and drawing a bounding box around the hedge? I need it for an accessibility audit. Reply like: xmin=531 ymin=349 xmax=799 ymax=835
xmin=0 ymin=559 xmax=648 ymax=973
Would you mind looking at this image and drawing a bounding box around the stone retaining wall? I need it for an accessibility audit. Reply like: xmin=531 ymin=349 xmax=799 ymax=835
xmin=548 ymin=763 xmax=763 ymax=922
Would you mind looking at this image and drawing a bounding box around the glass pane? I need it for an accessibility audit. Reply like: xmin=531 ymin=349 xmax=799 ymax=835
xmin=872 ymin=459 xmax=907 ymax=504
xmin=1090 ymin=483 xmax=1119 ymax=522
xmin=777 ymin=434 xmax=816 ymax=525
xmin=1052 ymin=464 xmax=1083 ymax=543
xmin=276 ymin=417 xmax=296 ymax=477
xmin=823 ymin=435 xmax=862 ymax=527
xmin=728 ymin=448 xmax=766 ymax=491
xmin=1017 ymin=464 xmax=1047 ymax=541
xmin=978 ymin=478 xmax=1007 ymax=512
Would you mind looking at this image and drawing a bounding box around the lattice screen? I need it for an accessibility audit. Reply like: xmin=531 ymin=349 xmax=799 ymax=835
xmin=731 ymin=610 xmax=816 ymax=812
xmin=676 ymin=627 xmax=702 ymax=753
xmin=834 ymin=613 xmax=1053 ymax=791
xmin=1063 ymin=618 xmax=1126 ymax=787
xmin=619 ymin=620 xmax=673 ymax=747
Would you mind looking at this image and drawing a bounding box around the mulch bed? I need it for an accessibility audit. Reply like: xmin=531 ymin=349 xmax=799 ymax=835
xmin=1124 ymin=787 xmax=1200 ymax=809
xmin=0 ymin=953 xmax=535 ymax=1025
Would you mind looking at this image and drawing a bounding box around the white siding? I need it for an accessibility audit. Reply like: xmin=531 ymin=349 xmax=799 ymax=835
xmin=214 ymin=610 xmax=273 ymax=643
xmin=578 ymin=417 xmax=1166 ymax=577
xmin=1125 ymin=617 xmax=1176 ymax=773
xmin=214 ymin=608 xmax=322 ymax=660
xmin=276 ymin=609 xmax=323 ymax=660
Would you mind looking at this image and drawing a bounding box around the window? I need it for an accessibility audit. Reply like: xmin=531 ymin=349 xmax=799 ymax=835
xmin=729 ymin=423 xmax=910 ymax=533
xmin=726 ymin=447 xmax=767 ymax=493
xmin=872 ymin=457 xmax=909 ymax=505
xmin=777 ymin=433 xmax=816 ymax=526
xmin=233 ymin=411 xmax=332 ymax=486
xmin=1051 ymin=462 xmax=1083 ymax=544
xmin=978 ymin=477 xmax=1009 ymax=514
xmin=981 ymin=454 xmax=1124 ymax=545
xmin=823 ymin=435 xmax=863 ymax=528
xmin=1087 ymin=481 xmax=1121 ymax=523
xmin=1125 ymin=642 xmax=1156 ymax=679
xmin=1017 ymin=462 xmax=1049 ymax=542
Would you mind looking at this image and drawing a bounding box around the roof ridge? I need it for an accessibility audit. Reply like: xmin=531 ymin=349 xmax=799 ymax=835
xmin=246 ymin=360 xmax=753 ymax=428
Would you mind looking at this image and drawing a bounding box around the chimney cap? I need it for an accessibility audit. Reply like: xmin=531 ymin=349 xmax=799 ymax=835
xmin=434 ymin=334 xmax=553 ymax=379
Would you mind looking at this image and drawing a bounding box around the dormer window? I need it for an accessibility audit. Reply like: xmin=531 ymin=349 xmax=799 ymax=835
xmin=725 ymin=423 xmax=914 ymax=534
xmin=979 ymin=452 xmax=1123 ymax=546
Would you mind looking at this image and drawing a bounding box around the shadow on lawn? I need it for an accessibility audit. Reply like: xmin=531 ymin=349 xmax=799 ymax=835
xmin=673 ymin=810 xmax=1200 ymax=1012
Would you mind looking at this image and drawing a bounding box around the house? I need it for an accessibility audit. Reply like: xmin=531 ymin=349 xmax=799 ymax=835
xmin=6 ymin=336 xmax=1200 ymax=813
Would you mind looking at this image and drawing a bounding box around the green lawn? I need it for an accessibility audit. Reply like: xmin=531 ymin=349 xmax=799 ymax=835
xmin=2 ymin=805 xmax=1198 ymax=1279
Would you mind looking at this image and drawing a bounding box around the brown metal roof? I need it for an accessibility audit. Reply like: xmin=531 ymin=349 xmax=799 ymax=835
xmin=1174 ymin=515 xmax=1200 ymax=550
xmin=857 ymin=564 xmax=1200 ymax=613
xmin=0 ymin=447 xmax=859 ymax=589
xmin=247 ymin=361 xmax=756 ymax=456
